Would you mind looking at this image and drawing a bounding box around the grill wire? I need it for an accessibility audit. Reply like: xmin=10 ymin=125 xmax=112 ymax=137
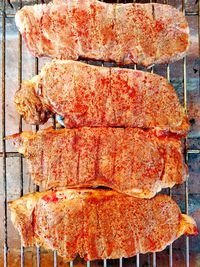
xmin=1 ymin=0 xmax=200 ymax=266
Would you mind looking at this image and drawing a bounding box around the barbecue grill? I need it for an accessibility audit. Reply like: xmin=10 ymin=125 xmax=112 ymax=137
xmin=0 ymin=0 xmax=199 ymax=266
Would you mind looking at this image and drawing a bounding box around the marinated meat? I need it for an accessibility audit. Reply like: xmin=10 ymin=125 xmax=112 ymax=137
xmin=10 ymin=189 xmax=198 ymax=261
xmin=8 ymin=127 xmax=187 ymax=198
xmin=15 ymin=60 xmax=189 ymax=136
xmin=15 ymin=1 xmax=189 ymax=66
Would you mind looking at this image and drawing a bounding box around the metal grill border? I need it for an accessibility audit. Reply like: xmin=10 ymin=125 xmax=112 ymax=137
xmin=1 ymin=0 xmax=200 ymax=266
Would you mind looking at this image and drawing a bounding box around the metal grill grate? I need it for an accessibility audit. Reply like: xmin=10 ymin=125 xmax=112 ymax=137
xmin=1 ymin=0 xmax=200 ymax=266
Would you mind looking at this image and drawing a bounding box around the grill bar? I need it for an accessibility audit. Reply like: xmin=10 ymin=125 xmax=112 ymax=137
xmin=1 ymin=0 xmax=8 ymax=265
xmin=20 ymin=246 xmax=24 ymax=267
xmin=34 ymin=40 xmax=42 ymax=267
xmin=54 ymin=251 xmax=58 ymax=267
xmin=18 ymin=0 xmax=25 ymax=264
xmin=152 ymin=253 xmax=156 ymax=267
xmin=182 ymin=0 xmax=190 ymax=266
xmin=5 ymin=146 xmax=198 ymax=158
xmin=37 ymin=246 xmax=41 ymax=267
xmin=149 ymin=59 xmax=157 ymax=267
xmin=0 ymin=10 xmax=198 ymax=17
xmin=134 ymin=61 xmax=140 ymax=267
xmin=167 ymin=63 xmax=173 ymax=267
xmin=119 ymin=257 xmax=123 ymax=267
xmin=0 ymin=152 xmax=23 ymax=157
xmin=0 ymin=149 xmax=199 ymax=158
xmin=136 ymin=254 xmax=140 ymax=267
xmin=18 ymin=62 xmax=23 ymax=196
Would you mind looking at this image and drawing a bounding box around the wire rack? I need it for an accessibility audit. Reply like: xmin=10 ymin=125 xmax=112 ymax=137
xmin=1 ymin=0 xmax=200 ymax=266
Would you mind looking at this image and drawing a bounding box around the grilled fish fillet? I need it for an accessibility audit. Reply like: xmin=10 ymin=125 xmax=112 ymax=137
xmin=15 ymin=0 xmax=189 ymax=66
xmin=8 ymin=127 xmax=187 ymax=198
xmin=15 ymin=60 xmax=189 ymax=136
xmin=9 ymin=189 xmax=198 ymax=261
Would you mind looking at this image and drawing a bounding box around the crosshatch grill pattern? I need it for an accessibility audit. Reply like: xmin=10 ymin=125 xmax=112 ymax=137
xmin=0 ymin=0 xmax=200 ymax=266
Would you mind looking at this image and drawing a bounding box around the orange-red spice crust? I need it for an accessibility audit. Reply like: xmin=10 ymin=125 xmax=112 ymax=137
xmin=15 ymin=1 xmax=189 ymax=66
xmin=9 ymin=189 xmax=198 ymax=261
xmin=8 ymin=127 xmax=187 ymax=198
xmin=15 ymin=60 xmax=189 ymax=136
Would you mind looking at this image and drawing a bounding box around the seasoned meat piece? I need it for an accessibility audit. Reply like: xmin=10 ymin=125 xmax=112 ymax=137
xmin=8 ymin=127 xmax=187 ymax=198
xmin=15 ymin=0 xmax=189 ymax=66
xmin=15 ymin=60 xmax=189 ymax=136
xmin=10 ymin=189 xmax=198 ymax=261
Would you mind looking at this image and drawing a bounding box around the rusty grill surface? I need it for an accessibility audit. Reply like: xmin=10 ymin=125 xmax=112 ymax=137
xmin=0 ymin=0 xmax=200 ymax=266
